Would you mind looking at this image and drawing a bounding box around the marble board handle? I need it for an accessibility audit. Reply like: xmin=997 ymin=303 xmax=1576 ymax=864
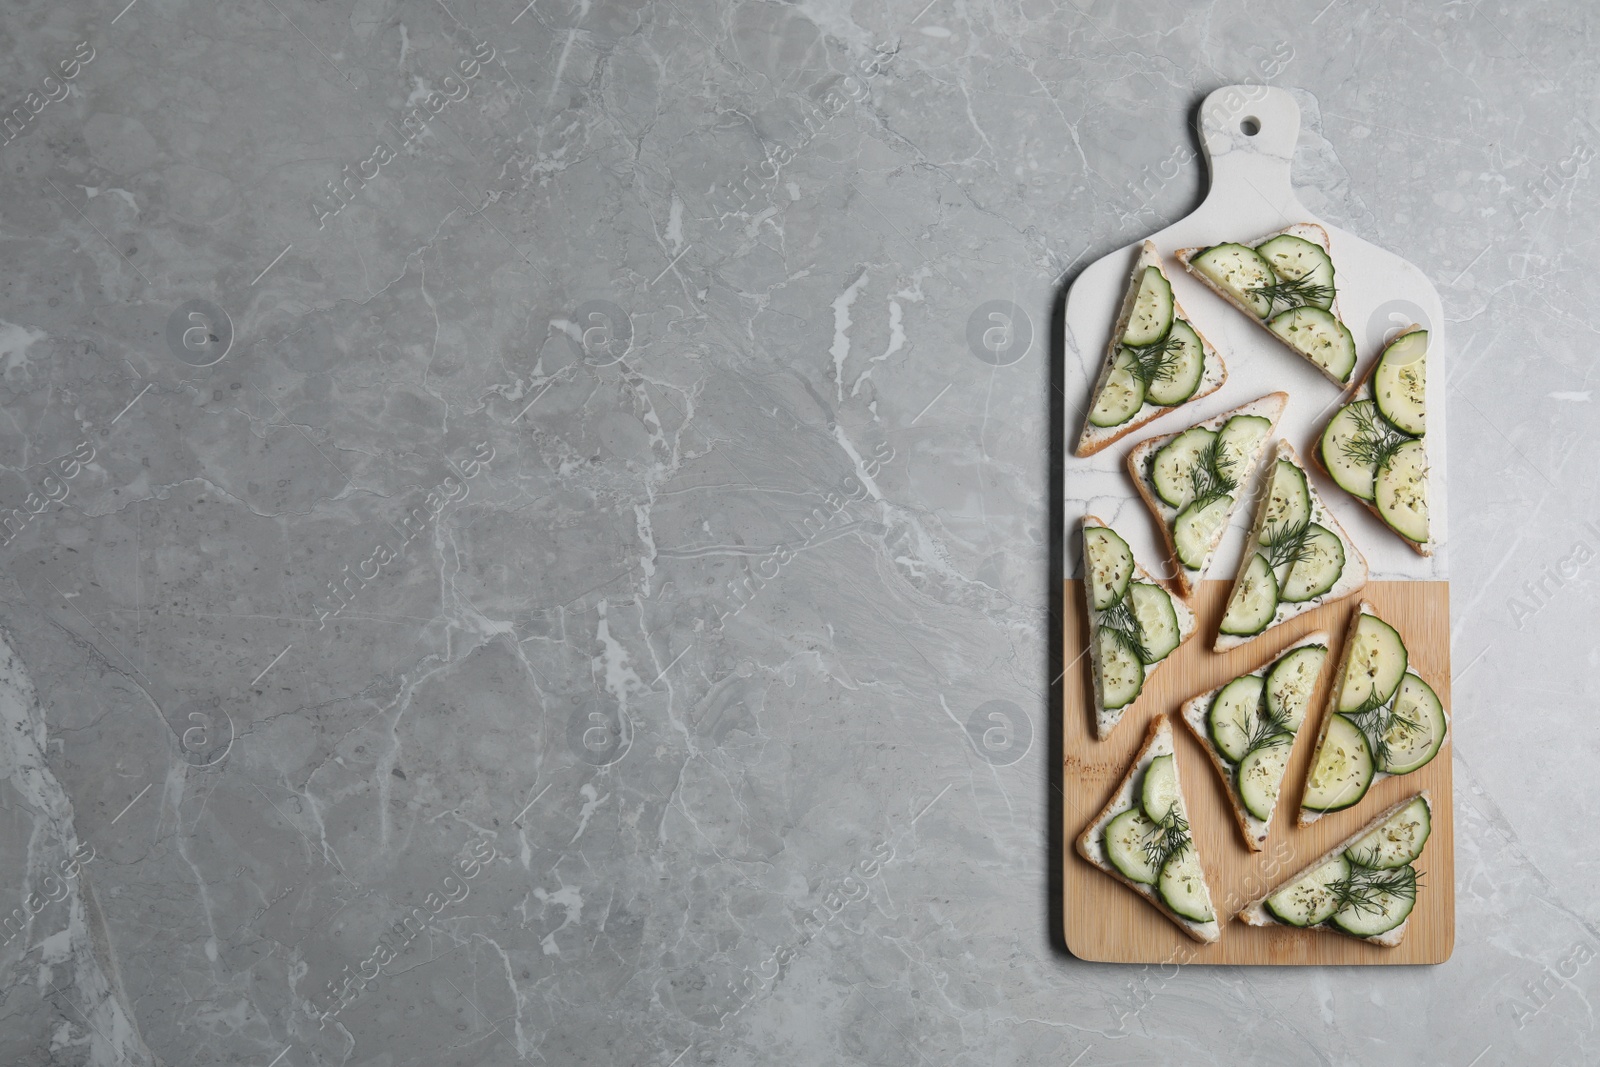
xmin=1197 ymin=84 xmax=1308 ymax=218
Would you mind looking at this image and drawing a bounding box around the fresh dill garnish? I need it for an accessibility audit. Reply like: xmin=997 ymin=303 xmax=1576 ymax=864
xmin=1343 ymin=683 xmax=1422 ymax=770
xmin=1248 ymin=275 xmax=1335 ymax=311
xmin=1141 ymin=807 xmax=1192 ymax=873
xmin=1327 ymin=856 xmax=1420 ymax=918
xmin=1098 ymin=592 xmax=1149 ymax=663
xmin=1241 ymin=692 xmax=1295 ymax=758
xmin=1260 ymin=517 xmax=1316 ymax=572
xmin=1120 ymin=331 xmax=1184 ymax=389
xmin=1187 ymin=436 xmax=1238 ymax=510
xmin=1340 ymin=400 xmax=1413 ymax=472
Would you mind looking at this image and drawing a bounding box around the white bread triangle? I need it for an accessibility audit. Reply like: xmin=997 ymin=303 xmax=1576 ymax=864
xmin=1076 ymin=714 xmax=1221 ymax=943
xmin=1076 ymin=241 xmax=1228 ymax=457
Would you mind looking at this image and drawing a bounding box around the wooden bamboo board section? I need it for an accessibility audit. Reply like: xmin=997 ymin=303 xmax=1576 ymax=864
xmin=1062 ymin=579 xmax=1453 ymax=965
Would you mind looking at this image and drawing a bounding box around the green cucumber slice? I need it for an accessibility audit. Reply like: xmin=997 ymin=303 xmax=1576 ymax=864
xmin=1208 ymin=675 xmax=1267 ymax=763
xmin=1144 ymin=319 xmax=1206 ymax=406
xmin=1084 ymin=526 xmax=1135 ymax=611
xmin=1374 ymin=329 xmax=1427 ymax=436
xmin=1098 ymin=628 xmax=1144 ymax=711
xmin=1128 ymin=582 xmax=1181 ymax=663
xmin=1336 ymin=614 xmax=1408 ymax=713
xmin=1215 ymin=414 xmax=1271 ymax=476
xmin=1319 ymin=402 xmax=1379 ymax=501
xmin=1267 ymin=306 xmax=1357 ymax=383
xmin=1255 ymin=234 xmax=1336 ymax=309
xmin=1259 ymin=459 xmax=1312 ymax=544
xmin=1237 ymin=742 xmax=1291 ymax=821
xmin=1157 ymin=844 xmax=1215 ymax=923
xmin=1219 ymin=553 xmax=1278 ymax=637
xmin=1378 ymin=674 xmax=1447 ymax=775
xmin=1087 ymin=347 xmax=1147 ymax=428
xmin=1149 ymin=427 xmax=1216 ymax=508
xmin=1329 ymin=866 xmax=1417 ymax=937
xmin=1302 ymin=714 xmax=1375 ymax=813
xmin=1265 ymin=644 xmax=1327 ymax=728
xmin=1173 ymin=495 xmax=1231 ymax=570
xmin=1265 ymin=855 xmax=1350 ymax=927
xmin=1105 ymin=808 xmax=1160 ymax=884
xmin=1345 ymin=797 xmax=1431 ymax=870
xmin=1375 ymin=438 xmax=1429 ymax=545
xmin=1191 ymin=243 xmax=1275 ymax=317
xmin=1280 ymin=523 xmax=1345 ymax=603
xmin=1123 ymin=266 xmax=1175 ymax=347
xmin=1140 ymin=753 xmax=1180 ymax=824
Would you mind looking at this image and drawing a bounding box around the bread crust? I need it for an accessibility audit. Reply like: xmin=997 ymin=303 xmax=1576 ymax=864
xmin=1075 ymin=715 xmax=1221 ymax=944
xmin=1306 ymin=325 xmax=1434 ymax=557
xmin=1124 ymin=392 xmax=1288 ymax=599
xmin=1239 ymin=791 xmax=1432 ymax=948
xmin=1075 ymin=241 xmax=1229 ymax=457
xmin=1175 ymin=223 xmax=1353 ymax=387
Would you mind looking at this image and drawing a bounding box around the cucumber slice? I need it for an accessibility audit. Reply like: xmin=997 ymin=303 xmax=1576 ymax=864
xmin=1149 ymin=427 xmax=1216 ymax=508
xmin=1258 ymin=460 xmax=1312 ymax=545
xmin=1336 ymin=614 xmax=1408 ymax=713
xmin=1265 ymin=855 xmax=1350 ymax=927
xmin=1157 ymin=844 xmax=1214 ymax=923
xmin=1173 ymin=495 xmax=1230 ymax=570
xmin=1345 ymin=796 xmax=1432 ymax=870
xmin=1219 ymin=553 xmax=1278 ymax=637
xmin=1280 ymin=523 xmax=1345 ymax=603
xmin=1378 ymin=674 xmax=1447 ymax=774
xmin=1267 ymin=306 xmax=1357 ymax=383
xmin=1319 ymin=402 xmax=1379 ymax=501
xmin=1084 ymin=526 xmax=1135 ymax=611
xmin=1128 ymin=582 xmax=1181 ymax=663
xmin=1087 ymin=347 xmax=1147 ymax=428
xmin=1255 ymin=234 xmax=1336 ymax=309
xmin=1105 ymin=807 xmax=1160 ymax=884
xmin=1375 ymin=438 xmax=1429 ymax=545
xmin=1098 ymin=628 xmax=1144 ymax=710
xmin=1374 ymin=329 xmax=1427 ymax=436
xmin=1302 ymin=714 xmax=1375 ymax=813
xmin=1208 ymin=675 xmax=1267 ymax=763
xmin=1237 ymin=742 xmax=1291 ymax=821
xmin=1329 ymin=866 xmax=1417 ymax=938
xmin=1144 ymin=319 xmax=1206 ymax=406
xmin=1215 ymin=414 xmax=1271 ymax=475
xmin=1191 ymin=243 xmax=1274 ymax=317
xmin=1265 ymin=644 xmax=1327 ymax=728
xmin=1140 ymin=753 xmax=1180 ymax=824
xmin=1123 ymin=266 xmax=1175 ymax=347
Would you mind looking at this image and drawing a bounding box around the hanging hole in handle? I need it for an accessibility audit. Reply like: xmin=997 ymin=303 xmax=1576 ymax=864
xmin=1240 ymin=117 xmax=1261 ymax=136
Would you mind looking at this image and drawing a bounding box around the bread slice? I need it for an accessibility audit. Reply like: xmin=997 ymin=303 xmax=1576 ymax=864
xmin=1178 ymin=631 xmax=1332 ymax=851
xmin=1082 ymin=516 xmax=1197 ymax=741
xmin=1214 ymin=440 xmax=1368 ymax=654
xmin=1125 ymin=392 xmax=1287 ymax=599
xmin=1240 ymin=791 xmax=1432 ymax=948
xmin=1297 ymin=601 xmax=1450 ymax=826
xmin=1176 ymin=224 xmax=1355 ymax=387
xmin=1076 ymin=714 xmax=1221 ymax=944
xmin=1311 ymin=326 xmax=1433 ymax=556
xmin=1075 ymin=241 xmax=1228 ymax=457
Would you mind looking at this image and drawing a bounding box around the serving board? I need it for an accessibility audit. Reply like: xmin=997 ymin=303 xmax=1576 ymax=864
xmin=1060 ymin=87 xmax=1452 ymax=964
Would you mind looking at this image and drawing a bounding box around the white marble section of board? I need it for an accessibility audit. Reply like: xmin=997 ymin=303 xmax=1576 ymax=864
xmin=1062 ymin=86 xmax=1448 ymax=583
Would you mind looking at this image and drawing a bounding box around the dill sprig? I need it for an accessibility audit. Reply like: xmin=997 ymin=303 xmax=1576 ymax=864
xmin=1328 ymin=856 xmax=1420 ymax=918
xmin=1241 ymin=693 xmax=1295 ymax=758
xmin=1249 ymin=275 xmax=1335 ymax=311
xmin=1343 ymin=683 xmax=1422 ymax=770
xmin=1340 ymin=400 xmax=1413 ymax=472
xmin=1098 ymin=592 xmax=1149 ymax=663
xmin=1141 ymin=808 xmax=1192 ymax=874
xmin=1187 ymin=436 xmax=1238 ymax=510
xmin=1120 ymin=331 xmax=1184 ymax=389
xmin=1260 ymin=517 xmax=1316 ymax=572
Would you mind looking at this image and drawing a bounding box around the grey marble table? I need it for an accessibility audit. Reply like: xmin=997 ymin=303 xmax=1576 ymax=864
xmin=0 ymin=0 xmax=1594 ymax=1063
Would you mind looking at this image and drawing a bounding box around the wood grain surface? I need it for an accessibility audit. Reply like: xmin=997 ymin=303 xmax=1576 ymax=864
xmin=1062 ymin=579 xmax=1453 ymax=965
